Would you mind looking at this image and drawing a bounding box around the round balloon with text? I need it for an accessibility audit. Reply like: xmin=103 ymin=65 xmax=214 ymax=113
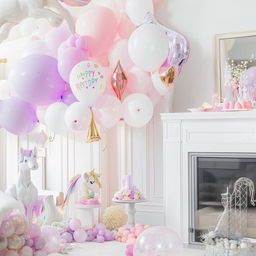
xmin=70 ymin=61 xmax=106 ymax=107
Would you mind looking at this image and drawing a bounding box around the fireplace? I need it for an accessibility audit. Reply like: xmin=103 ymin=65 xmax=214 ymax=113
xmin=189 ymin=153 xmax=256 ymax=244
xmin=162 ymin=111 xmax=256 ymax=246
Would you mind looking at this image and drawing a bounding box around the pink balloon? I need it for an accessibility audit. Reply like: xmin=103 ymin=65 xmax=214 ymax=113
xmin=93 ymin=95 xmax=123 ymax=129
xmin=26 ymin=224 xmax=41 ymax=239
xmin=76 ymin=7 xmax=118 ymax=57
xmin=108 ymin=39 xmax=133 ymax=70
xmin=44 ymin=240 xmax=60 ymax=254
xmin=9 ymin=55 xmax=66 ymax=106
xmin=73 ymin=229 xmax=87 ymax=243
xmin=41 ymin=226 xmax=60 ymax=243
xmin=127 ymin=66 xmax=153 ymax=94
xmin=0 ymin=220 xmax=15 ymax=237
xmin=45 ymin=22 xmax=71 ymax=56
xmin=147 ymin=87 xmax=162 ymax=107
xmin=0 ymin=98 xmax=38 ymax=135
xmin=19 ymin=246 xmax=33 ymax=256
xmin=69 ymin=218 xmax=81 ymax=231
xmin=58 ymin=47 xmax=88 ymax=82
xmin=118 ymin=14 xmax=136 ymax=39
xmin=133 ymin=227 xmax=182 ymax=256
xmin=5 ymin=250 xmax=19 ymax=256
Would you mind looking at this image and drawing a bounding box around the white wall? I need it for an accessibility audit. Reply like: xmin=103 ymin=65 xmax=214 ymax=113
xmin=155 ymin=0 xmax=256 ymax=112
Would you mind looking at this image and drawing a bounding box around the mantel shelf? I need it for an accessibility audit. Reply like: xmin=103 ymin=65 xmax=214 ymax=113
xmin=161 ymin=111 xmax=256 ymax=120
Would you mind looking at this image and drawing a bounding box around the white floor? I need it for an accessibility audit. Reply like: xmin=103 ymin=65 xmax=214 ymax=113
xmin=62 ymin=242 xmax=205 ymax=256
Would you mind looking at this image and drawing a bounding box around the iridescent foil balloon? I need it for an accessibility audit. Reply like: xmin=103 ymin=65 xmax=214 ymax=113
xmin=111 ymin=61 xmax=127 ymax=100
xmin=141 ymin=12 xmax=190 ymax=75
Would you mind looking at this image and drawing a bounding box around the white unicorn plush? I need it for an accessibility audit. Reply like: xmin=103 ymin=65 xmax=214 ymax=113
xmin=0 ymin=0 xmax=75 ymax=43
xmin=6 ymin=147 xmax=39 ymax=221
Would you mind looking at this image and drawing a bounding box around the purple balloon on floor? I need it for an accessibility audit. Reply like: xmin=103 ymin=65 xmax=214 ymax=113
xmin=9 ymin=55 xmax=66 ymax=106
xmin=0 ymin=98 xmax=38 ymax=135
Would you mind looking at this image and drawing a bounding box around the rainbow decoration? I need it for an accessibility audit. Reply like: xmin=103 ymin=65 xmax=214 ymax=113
xmin=61 ymin=174 xmax=81 ymax=209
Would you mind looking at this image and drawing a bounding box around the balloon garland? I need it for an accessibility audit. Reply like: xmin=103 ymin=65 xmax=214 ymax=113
xmin=0 ymin=0 xmax=190 ymax=141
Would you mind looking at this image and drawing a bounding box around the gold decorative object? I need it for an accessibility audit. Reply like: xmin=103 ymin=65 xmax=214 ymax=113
xmin=160 ymin=66 xmax=177 ymax=88
xmin=0 ymin=58 xmax=7 ymax=63
xmin=87 ymin=109 xmax=101 ymax=143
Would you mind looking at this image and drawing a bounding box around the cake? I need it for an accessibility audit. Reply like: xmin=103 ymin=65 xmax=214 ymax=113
xmin=113 ymin=176 xmax=145 ymax=201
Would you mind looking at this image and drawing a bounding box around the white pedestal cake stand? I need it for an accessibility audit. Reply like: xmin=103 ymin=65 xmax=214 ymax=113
xmin=112 ymin=199 xmax=147 ymax=226
xmin=75 ymin=204 xmax=101 ymax=228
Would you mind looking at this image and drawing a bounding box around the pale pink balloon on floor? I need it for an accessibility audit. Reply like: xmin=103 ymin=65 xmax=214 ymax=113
xmin=93 ymin=95 xmax=123 ymax=129
xmin=45 ymin=22 xmax=71 ymax=57
xmin=133 ymin=226 xmax=182 ymax=256
xmin=109 ymin=39 xmax=133 ymax=70
xmin=5 ymin=250 xmax=19 ymax=256
xmin=22 ymin=40 xmax=53 ymax=58
xmin=76 ymin=7 xmax=118 ymax=57
xmin=118 ymin=14 xmax=136 ymax=39
xmin=127 ymin=66 xmax=153 ymax=94
xmin=123 ymin=93 xmax=153 ymax=128
xmin=58 ymin=47 xmax=88 ymax=82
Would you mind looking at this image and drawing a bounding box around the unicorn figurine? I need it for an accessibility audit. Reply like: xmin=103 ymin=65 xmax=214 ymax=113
xmin=6 ymin=147 xmax=39 ymax=221
xmin=0 ymin=0 xmax=75 ymax=43
xmin=62 ymin=169 xmax=102 ymax=219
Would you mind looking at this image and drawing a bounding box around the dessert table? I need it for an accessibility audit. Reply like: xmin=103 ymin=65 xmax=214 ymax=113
xmin=112 ymin=199 xmax=147 ymax=226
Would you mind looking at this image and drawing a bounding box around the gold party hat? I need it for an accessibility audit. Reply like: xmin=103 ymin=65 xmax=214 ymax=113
xmin=87 ymin=109 xmax=101 ymax=143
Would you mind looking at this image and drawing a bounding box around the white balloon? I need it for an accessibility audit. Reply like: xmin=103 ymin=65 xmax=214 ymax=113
xmin=127 ymin=66 xmax=153 ymax=94
xmin=70 ymin=61 xmax=107 ymax=106
xmin=123 ymin=93 xmax=153 ymax=128
xmin=108 ymin=39 xmax=133 ymax=70
xmin=19 ymin=18 xmax=38 ymax=36
xmin=151 ymin=72 xmax=171 ymax=95
xmin=128 ymin=24 xmax=169 ymax=72
xmin=65 ymin=102 xmax=91 ymax=131
xmin=125 ymin=0 xmax=154 ymax=25
xmin=22 ymin=40 xmax=53 ymax=58
xmin=45 ymin=102 xmax=69 ymax=135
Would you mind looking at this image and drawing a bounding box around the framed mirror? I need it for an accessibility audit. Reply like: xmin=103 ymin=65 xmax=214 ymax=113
xmin=216 ymin=31 xmax=256 ymax=103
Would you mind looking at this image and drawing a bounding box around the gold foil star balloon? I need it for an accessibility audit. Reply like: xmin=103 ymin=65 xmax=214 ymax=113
xmin=160 ymin=66 xmax=177 ymax=88
xmin=111 ymin=61 xmax=127 ymax=100
xmin=87 ymin=109 xmax=101 ymax=143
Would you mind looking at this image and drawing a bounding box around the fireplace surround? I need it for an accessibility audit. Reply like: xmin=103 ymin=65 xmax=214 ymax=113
xmin=161 ymin=111 xmax=256 ymax=246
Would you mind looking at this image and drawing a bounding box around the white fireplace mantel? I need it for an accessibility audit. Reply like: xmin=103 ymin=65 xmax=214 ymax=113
xmin=161 ymin=111 xmax=256 ymax=245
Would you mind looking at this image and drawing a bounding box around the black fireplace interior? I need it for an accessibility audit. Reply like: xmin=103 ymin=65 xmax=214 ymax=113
xmin=191 ymin=155 xmax=256 ymax=243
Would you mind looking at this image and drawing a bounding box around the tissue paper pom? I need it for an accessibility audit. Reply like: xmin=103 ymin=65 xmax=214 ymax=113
xmin=102 ymin=206 xmax=128 ymax=230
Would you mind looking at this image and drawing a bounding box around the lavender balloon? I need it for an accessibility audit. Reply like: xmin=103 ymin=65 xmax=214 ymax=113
xmin=0 ymin=98 xmax=38 ymax=135
xmin=61 ymin=89 xmax=78 ymax=105
xmin=9 ymin=55 xmax=66 ymax=106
